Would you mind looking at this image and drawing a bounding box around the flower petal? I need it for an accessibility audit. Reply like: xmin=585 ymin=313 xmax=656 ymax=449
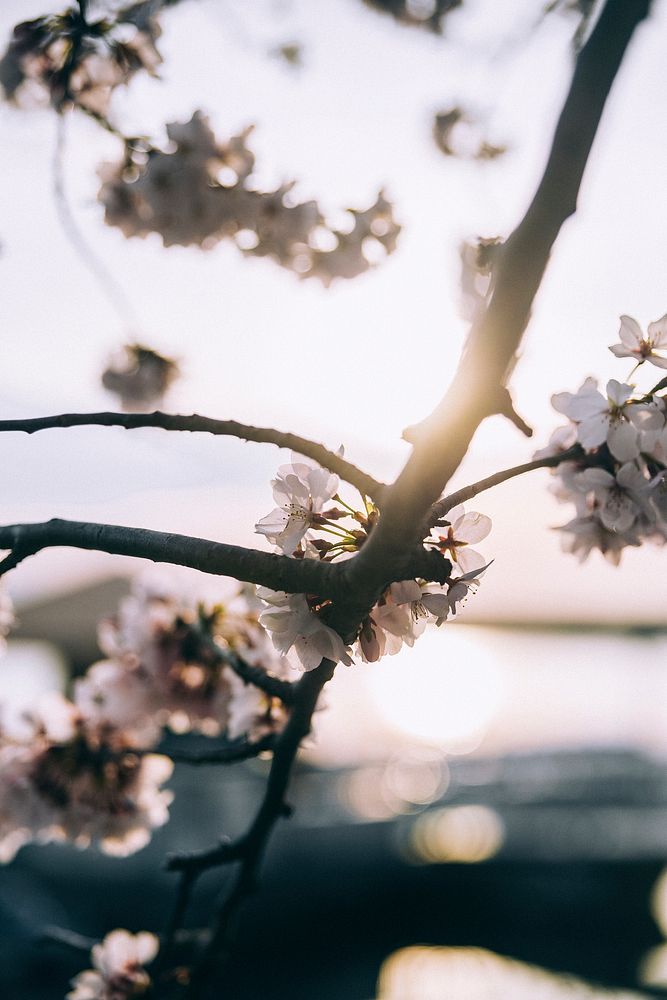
xmin=454 ymin=512 xmax=492 ymax=544
xmin=577 ymin=413 xmax=609 ymax=450
xmin=607 ymin=421 xmax=640 ymax=462
xmin=618 ymin=315 xmax=642 ymax=348
xmin=647 ymin=314 xmax=667 ymax=348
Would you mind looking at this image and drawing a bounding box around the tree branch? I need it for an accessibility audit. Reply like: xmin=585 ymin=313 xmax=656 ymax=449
xmin=432 ymin=445 xmax=584 ymax=519
xmin=21 ymin=7 xmax=652 ymax=992
xmin=0 ymin=412 xmax=385 ymax=501
xmin=346 ymin=0 xmax=652 ymax=593
xmin=158 ymin=733 xmax=277 ymax=765
xmin=0 ymin=519 xmax=345 ymax=598
xmin=223 ymin=652 xmax=296 ymax=706
xmin=0 ymin=519 xmax=451 ymax=601
xmin=166 ymin=655 xmax=334 ymax=996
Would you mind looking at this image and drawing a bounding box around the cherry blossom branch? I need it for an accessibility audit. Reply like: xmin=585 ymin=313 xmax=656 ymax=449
xmin=0 ymin=412 xmax=385 ymax=501
xmin=433 ymin=445 xmax=584 ymax=519
xmin=0 ymin=519 xmax=345 ymax=597
xmin=347 ymin=0 xmax=652 ymax=592
xmin=0 ymin=519 xmax=450 ymax=600
xmin=159 ymin=12 xmax=653 ymax=973
xmin=182 ymin=623 xmax=298 ymax=704
xmin=222 ymin=653 xmax=297 ymax=706
xmin=165 ymin=657 xmax=335 ymax=994
xmin=17 ymin=6 xmax=650 ymax=992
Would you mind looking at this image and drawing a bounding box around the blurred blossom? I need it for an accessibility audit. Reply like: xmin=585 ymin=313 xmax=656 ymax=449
xmin=98 ymin=112 xmax=400 ymax=283
xmin=91 ymin=578 xmax=289 ymax=739
xmin=0 ymin=692 xmax=173 ymax=862
xmin=67 ymin=928 xmax=159 ymax=1000
xmin=102 ymin=344 xmax=179 ymax=413
xmin=0 ymin=6 xmax=161 ymax=114
xmin=101 ymin=343 xmax=180 ymax=411
xmin=433 ymin=107 xmax=506 ymax=160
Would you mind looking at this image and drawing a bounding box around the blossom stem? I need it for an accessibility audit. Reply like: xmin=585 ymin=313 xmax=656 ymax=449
xmin=333 ymin=493 xmax=360 ymax=516
xmin=316 ymin=524 xmax=354 ymax=540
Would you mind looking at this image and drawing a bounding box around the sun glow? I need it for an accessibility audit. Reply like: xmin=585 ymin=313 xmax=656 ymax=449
xmin=364 ymin=628 xmax=503 ymax=750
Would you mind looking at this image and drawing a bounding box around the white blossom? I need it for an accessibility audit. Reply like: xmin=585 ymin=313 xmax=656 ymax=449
xmin=573 ymin=462 xmax=654 ymax=534
xmin=258 ymin=590 xmax=352 ymax=671
xmin=447 ymin=563 xmax=491 ymax=614
xmin=255 ymin=457 xmax=339 ymax=555
xmin=67 ymin=929 xmax=159 ymax=1000
xmin=74 ymin=660 xmax=160 ymax=749
xmin=434 ymin=504 xmax=491 ymax=574
xmin=551 ymin=378 xmax=641 ymax=461
xmin=609 ymin=314 xmax=667 ymax=369
xmin=558 ymin=514 xmax=640 ymax=565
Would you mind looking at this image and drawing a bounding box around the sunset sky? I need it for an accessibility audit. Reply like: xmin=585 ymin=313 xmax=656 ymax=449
xmin=2 ymin=0 xmax=667 ymax=622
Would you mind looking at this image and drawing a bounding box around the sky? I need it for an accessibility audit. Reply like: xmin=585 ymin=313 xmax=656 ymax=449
xmin=1 ymin=0 xmax=667 ymax=622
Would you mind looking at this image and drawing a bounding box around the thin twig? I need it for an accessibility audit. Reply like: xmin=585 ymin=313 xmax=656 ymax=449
xmin=222 ymin=653 xmax=296 ymax=705
xmin=41 ymin=926 xmax=96 ymax=952
xmin=160 ymin=869 xmax=198 ymax=968
xmin=168 ymin=657 xmax=335 ymax=996
xmin=433 ymin=446 xmax=584 ymax=518
xmin=0 ymin=411 xmax=385 ymax=501
xmin=53 ymin=115 xmax=138 ymax=330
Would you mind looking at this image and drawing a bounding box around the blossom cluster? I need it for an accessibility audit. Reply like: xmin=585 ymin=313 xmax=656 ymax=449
xmin=0 ymin=691 xmax=173 ymax=863
xmin=98 ymin=112 xmax=401 ymax=283
xmin=255 ymin=455 xmax=492 ymax=670
xmin=68 ymin=928 xmax=158 ymax=1000
xmin=433 ymin=107 xmax=506 ymax=161
xmin=101 ymin=343 xmax=180 ymax=411
xmin=539 ymin=314 xmax=667 ymax=564
xmin=0 ymin=582 xmax=289 ymax=863
xmin=0 ymin=5 xmax=161 ymax=115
